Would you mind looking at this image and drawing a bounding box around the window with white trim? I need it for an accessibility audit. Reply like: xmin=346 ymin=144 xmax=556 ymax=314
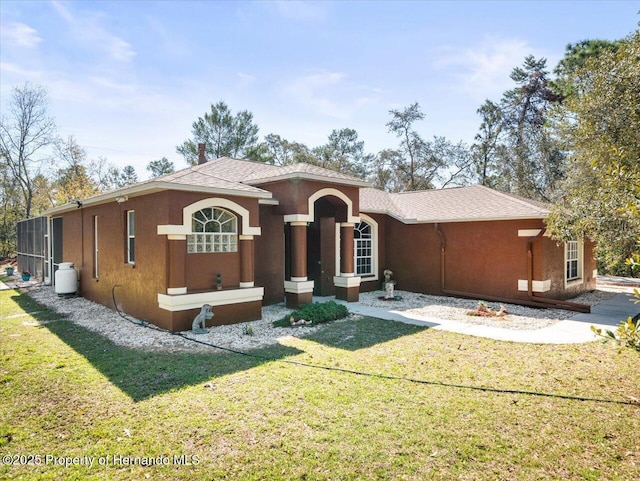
xmin=127 ymin=210 xmax=135 ymax=264
xmin=93 ymin=215 xmax=99 ymax=278
xmin=354 ymin=221 xmax=373 ymax=276
xmin=566 ymin=240 xmax=581 ymax=282
xmin=187 ymin=207 xmax=238 ymax=253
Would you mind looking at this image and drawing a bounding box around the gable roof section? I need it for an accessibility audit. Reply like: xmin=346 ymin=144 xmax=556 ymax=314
xmin=359 ymin=185 xmax=550 ymax=223
xmin=43 ymin=157 xmax=369 ymax=215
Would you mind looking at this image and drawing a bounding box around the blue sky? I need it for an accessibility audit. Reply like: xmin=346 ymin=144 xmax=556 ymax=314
xmin=1 ymin=1 xmax=637 ymax=179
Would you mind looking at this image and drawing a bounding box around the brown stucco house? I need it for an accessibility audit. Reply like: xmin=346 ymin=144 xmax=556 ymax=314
xmin=41 ymin=152 xmax=596 ymax=331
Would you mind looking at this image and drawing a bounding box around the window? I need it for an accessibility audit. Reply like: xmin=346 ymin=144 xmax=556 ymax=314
xmin=187 ymin=207 xmax=238 ymax=253
xmin=93 ymin=216 xmax=99 ymax=278
xmin=566 ymin=240 xmax=581 ymax=282
xmin=127 ymin=211 xmax=135 ymax=264
xmin=354 ymin=221 xmax=373 ymax=276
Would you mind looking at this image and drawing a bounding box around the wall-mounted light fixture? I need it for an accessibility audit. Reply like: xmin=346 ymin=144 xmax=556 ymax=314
xmin=115 ymin=195 xmax=128 ymax=203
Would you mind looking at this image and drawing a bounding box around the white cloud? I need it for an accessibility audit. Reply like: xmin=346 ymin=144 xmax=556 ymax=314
xmin=431 ymin=36 xmax=541 ymax=101
xmin=284 ymin=70 xmax=380 ymax=120
xmin=49 ymin=0 xmax=135 ymax=63
xmin=0 ymin=62 xmax=43 ymax=78
xmin=0 ymin=22 xmax=42 ymax=48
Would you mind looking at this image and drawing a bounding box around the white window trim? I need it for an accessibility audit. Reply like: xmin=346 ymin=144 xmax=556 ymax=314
xmin=564 ymin=239 xmax=584 ymax=288
xmin=157 ymin=197 xmax=260 ymax=236
xmin=187 ymin=207 xmax=238 ymax=254
xmin=127 ymin=210 xmax=135 ymax=264
xmin=335 ymin=213 xmax=379 ymax=282
xmin=93 ymin=216 xmax=99 ymax=279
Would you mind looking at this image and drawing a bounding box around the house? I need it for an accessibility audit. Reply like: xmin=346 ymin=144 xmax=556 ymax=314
xmin=39 ymin=150 xmax=596 ymax=331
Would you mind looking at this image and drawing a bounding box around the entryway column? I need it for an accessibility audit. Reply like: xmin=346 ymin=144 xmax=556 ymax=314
xmin=334 ymin=222 xmax=361 ymax=302
xmin=167 ymin=235 xmax=187 ymax=295
xmin=285 ymin=221 xmax=314 ymax=308
xmin=239 ymin=235 xmax=254 ymax=288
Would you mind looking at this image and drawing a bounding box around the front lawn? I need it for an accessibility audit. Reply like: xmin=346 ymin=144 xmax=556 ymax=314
xmin=1 ymin=288 xmax=639 ymax=480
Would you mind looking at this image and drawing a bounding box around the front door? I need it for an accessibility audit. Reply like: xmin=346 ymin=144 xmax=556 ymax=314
xmin=308 ymin=217 xmax=336 ymax=296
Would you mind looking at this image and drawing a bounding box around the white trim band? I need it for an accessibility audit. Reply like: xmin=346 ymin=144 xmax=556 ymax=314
xmin=518 ymin=229 xmax=542 ymax=237
xmin=284 ymin=280 xmax=315 ymax=294
xmin=291 ymin=276 xmax=308 ymax=282
xmin=167 ymin=287 xmax=187 ymax=295
xmin=333 ymin=276 xmax=362 ymax=288
xmin=158 ymin=287 xmax=264 ymax=311
xmin=518 ymin=279 xmax=552 ymax=293
xmin=239 ymin=281 xmax=255 ymax=288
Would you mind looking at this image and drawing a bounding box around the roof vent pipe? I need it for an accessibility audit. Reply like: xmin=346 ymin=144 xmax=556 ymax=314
xmin=197 ymin=143 xmax=207 ymax=164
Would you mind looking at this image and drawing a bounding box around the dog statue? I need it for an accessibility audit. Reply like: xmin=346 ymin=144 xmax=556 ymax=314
xmin=192 ymin=304 xmax=213 ymax=334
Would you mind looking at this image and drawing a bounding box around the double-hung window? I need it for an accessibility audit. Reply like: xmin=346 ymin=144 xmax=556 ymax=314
xmin=187 ymin=208 xmax=238 ymax=253
xmin=127 ymin=210 xmax=135 ymax=264
xmin=566 ymin=240 xmax=581 ymax=282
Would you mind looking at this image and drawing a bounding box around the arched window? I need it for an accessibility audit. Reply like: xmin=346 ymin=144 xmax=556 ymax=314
xmin=187 ymin=208 xmax=238 ymax=253
xmin=354 ymin=221 xmax=373 ymax=275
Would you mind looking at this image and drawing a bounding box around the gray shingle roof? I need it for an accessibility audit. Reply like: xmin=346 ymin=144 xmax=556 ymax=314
xmin=359 ymin=185 xmax=550 ymax=223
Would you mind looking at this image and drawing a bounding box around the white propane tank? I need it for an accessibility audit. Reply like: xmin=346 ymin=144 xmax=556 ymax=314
xmin=55 ymin=262 xmax=78 ymax=296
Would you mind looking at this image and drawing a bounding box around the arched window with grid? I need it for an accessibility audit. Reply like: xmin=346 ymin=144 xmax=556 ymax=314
xmin=187 ymin=207 xmax=238 ymax=253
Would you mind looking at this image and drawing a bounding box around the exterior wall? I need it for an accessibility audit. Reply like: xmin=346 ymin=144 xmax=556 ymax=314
xmin=59 ymin=191 xmax=173 ymax=329
xmin=254 ymin=179 xmax=360 ymax=220
xmin=541 ymin=236 xmax=597 ymax=299
xmin=379 ymin=216 xmax=593 ymax=301
xmin=56 ymin=190 xmax=263 ymax=332
xmin=255 ymin=204 xmax=285 ymax=304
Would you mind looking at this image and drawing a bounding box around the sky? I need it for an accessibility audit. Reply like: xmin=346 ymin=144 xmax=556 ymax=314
xmin=1 ymin=0 xmax=638 ymax=180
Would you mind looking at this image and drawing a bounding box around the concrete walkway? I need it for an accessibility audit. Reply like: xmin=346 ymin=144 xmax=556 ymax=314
xmin=316 ymin=292 xmax=640 ymax=345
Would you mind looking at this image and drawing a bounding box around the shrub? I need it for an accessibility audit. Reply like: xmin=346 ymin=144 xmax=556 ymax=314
xmin=591 ymin=289 xmax=640 ymax=353
xmin=273 ymin=301 xmax=349 ymax=328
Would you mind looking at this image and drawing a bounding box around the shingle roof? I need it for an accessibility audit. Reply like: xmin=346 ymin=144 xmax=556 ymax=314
xmin=359 ymin=185 xmax=550 ymax=223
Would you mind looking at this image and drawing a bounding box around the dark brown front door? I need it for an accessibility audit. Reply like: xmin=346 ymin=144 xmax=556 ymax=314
xmin=308 ymin=217 xmax=336 ymax=297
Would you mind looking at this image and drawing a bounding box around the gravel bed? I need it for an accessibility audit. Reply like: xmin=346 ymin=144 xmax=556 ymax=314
xmin=357 ymin=288 xmax=621 ymax=330
xmin=25 ymin=286 xmax=328 ymax=353
xmin=20 ymin=284 xmax=630 ymax=351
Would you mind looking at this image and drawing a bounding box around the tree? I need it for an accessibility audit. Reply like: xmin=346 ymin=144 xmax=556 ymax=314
xmin=52 ymin=136 xmax=97 ymax=205
xmin=177 ymin=101 xmax=260 ymax=165
xmin=500 ymin=56 xmax=564 ymax=200
xmin=258 ymin=134 xmax=314 ymax=166
xmin=385 ymin=103 xmax=472 ymax=191
xmin=551 ymin=39 xmax=620 ymax=99
xmin=146 ymin=157 xmax=175 ymax=178
xmin=0 ymin=82 xmax=57 ymax=218
xmin=118 ymin=165 xmax=138 ymax=187
xmin=471 ymin=100 xmax=507 ymax=188
xmin=386 ymin=103 xmax=428 ymax=190
xmin=547 ymin=30 xmax=640 ymax=275
xmin=312 ymin=128 xmax=366 ymax=176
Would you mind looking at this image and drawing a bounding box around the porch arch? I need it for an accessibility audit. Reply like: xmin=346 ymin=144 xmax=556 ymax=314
xmin=283 ymin=188 xmax=360 ymax=224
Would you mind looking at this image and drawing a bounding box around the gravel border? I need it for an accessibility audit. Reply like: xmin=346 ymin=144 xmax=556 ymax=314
xmin=19 ymin=284 xmax=633 ymax=352
xmin=357 ymin=288 xmax=622 ymax=330
xmin=25 ymin=286 xmax=331 ymax=353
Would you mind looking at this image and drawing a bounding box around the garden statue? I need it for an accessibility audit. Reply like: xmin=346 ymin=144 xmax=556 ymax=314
xmin=192 ymin=304 xmax=213 ymax=334
xmin=383 ymin=269 xmax=396 ymax=300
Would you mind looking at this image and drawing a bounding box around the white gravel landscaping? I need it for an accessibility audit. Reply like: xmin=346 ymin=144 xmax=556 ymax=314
xmin=357 ymin=288 xmax=621 ymax=330
xmin=25 ymin=286 xmax=324 ymax=353
xmin=20 ymin=283 xmax=629 ymax=352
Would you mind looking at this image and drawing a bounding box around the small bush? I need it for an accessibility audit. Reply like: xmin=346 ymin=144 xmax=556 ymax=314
xmin=591 ymin=288 xmax=640 ymax=353
xmin=242 ymin=325 xmax=254 ymax=336
xmin=273 ymin=301 xmax=349 ymax=327
xmin=592 ymin=317 xmax=640 ymax=353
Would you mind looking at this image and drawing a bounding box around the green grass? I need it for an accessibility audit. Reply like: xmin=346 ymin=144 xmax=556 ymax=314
xmin=1 ymin=288 xmax=639 ymax=480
